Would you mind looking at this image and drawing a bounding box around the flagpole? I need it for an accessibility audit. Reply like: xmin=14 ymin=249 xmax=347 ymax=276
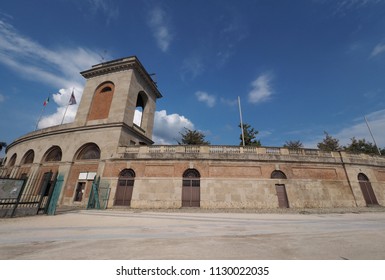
xmin=61 ymin=88 xmax=75 ymax=125
xmin=61 ymin=103 xmax=70 ymax=125
xmin=35 ymin=106 xmax=46 ymax=130
xmin=35 ymin=95 xmax=50 ymax=130
xmin=364 ymin=116 xmax=381 ymax=155
xmin=238 ymin=96 xmax=245 ymax=147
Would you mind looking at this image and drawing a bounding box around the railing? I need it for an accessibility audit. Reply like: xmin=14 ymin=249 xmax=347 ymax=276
xmin=120 ymin=145 xmax=336 ymax=157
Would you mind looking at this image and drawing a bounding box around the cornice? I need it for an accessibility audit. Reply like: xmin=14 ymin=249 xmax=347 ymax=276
xmin=6 ymin=122 xmax=153 ymax=151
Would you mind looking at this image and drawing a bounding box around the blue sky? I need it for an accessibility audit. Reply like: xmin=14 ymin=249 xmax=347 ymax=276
xmin=1 ymin=0 xmax=385 ymax=156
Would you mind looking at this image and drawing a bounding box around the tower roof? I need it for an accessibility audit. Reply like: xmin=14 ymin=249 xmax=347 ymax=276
xmin=80 ymin=56 xmax=162 ymax=98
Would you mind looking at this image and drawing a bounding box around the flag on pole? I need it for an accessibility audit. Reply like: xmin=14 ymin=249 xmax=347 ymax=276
xmin=69 ymin=90 xmax=77 ymax=105
xmin=43 ymin=97 xmax=49 ymax=106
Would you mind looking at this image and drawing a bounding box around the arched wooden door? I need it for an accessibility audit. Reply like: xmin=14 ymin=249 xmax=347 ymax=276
xmin=358 ymin=173 xmax=378 ymax=206
xmin=271 ymin=170 xmax=289 ymax=208
xmin=182 ymin=169 xmax=200 ymax=207
xmin=114 ymin=169 xmax=135 ymax=206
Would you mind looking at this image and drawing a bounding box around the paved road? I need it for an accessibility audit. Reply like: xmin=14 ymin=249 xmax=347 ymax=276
xmin=0 ymin=209 xmax=385 ymax=259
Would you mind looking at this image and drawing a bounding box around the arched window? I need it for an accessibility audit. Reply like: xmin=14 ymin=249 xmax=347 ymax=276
xmin=87 ymin=81 xmax=115 ymax=121
xmin=76 ymin=143 xmax=101 ymax=160
xmin=21 ymin=150 xmax=34 ymax=164
xmin=182 ymin=169 xmax=200 ymax=207
xmin=271 ymin=170 xmax=287 ymax=179
xmin=358 ymin=173 xmax=378 ymax=206
xmin=8 ymin=154 xmax=17 ymax=167
xmin=43 ymin=146 xmax=62 ymax=162
xmin=133 ymin=91 xmax=148 ymax=127
xmin=114 ymin=168 xmax=135 ymax=206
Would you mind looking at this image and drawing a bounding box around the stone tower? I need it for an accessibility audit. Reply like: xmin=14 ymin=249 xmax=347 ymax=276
xmin=75 ymin=56 xmax=162 ymax=145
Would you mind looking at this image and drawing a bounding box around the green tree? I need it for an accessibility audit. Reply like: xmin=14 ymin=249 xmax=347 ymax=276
xmin=0 ymin=142 xmax=6 ymax=152
xmin=317 ymin=132 xmax=341 ymax=152
xmin=178 ymin=128 xmax=210 ymax=145
xmin=239 ymin=123 xmax=261 ymax=146
xmin=283 ymin=140 xmax=303 ymax=149
xmin=343 ymin=137 xmax=382 ymax=155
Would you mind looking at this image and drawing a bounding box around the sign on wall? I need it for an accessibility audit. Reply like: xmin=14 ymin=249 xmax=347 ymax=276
xmin=0 ymin=179 xmax=25 ymax=199
xmin=78 ymin=172 xmax=97 ymax=180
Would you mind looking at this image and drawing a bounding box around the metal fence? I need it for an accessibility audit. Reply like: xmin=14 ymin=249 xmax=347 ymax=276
xmin=0 ymin=171 xmax=60 ymax=218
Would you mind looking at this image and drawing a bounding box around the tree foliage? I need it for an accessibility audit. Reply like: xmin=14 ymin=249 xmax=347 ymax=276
xmin=0 ymin=142 xmax=6 ymax=152
xmin=283 ymin=140 xmax=303 ymax=149
xmin=178 ymin=128 xmax=210 ymax=145
xmin=317 ymin=132 xmax=341 ymax=152
xmin=239 ymin=123 xmax=261 ymax=146
xmin=344 ymin=137 xmax=382 ymax=155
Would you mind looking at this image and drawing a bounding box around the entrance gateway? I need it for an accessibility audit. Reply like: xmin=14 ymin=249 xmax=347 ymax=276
xmin=271 ymin=170 xmax=289 ymax=208
xmin=114 ymin=169 xmax=135 ymax=206
xmin=182 ymin=169 xmax=200 ymax=207
xmin=358 ymin=173 xmax=378 ymax=206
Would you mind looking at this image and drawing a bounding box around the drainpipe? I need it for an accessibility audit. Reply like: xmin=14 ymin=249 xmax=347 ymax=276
xmin=339 ymin=151 xmax=357 ymax=207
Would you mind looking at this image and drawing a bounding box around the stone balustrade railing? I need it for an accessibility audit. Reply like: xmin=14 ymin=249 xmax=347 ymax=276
xmin=120 ymin=145 xmax=335 ymax=157
xmin=117 ymin=145 xmax=385 ymax=165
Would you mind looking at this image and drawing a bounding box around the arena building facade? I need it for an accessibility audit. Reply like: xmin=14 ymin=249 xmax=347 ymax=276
xmin=1 ymin=56 xmax=384 ymax=210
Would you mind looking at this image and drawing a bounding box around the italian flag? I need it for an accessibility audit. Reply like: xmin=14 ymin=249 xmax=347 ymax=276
xmin=43 ymin=97 xmax=49 ymax=106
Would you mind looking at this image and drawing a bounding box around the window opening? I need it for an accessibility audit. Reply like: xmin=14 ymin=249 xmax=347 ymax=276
xmin=74 ymin=182 xmax=86 ymax=202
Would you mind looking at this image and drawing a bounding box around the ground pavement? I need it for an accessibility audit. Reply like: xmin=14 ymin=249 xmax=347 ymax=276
xmin=0 ymin=208 xmax=385 ymax=260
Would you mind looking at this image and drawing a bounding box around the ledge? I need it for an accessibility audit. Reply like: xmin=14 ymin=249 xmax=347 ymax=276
xmin=117 ymin=145 xmax=385 ymax=166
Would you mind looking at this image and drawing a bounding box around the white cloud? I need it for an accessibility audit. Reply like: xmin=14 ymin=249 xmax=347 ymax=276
xmin=302 ymin=109 xmax=385 ymax=149
xmin=181 ymin=54 xmax=204 ymax=81
xmin=133 ymin=109 xmax=142 ymax=127
xmin=195 ymin=91 xmax=216 ymax=107
xmin=370 ymin=42 xmax=385 ymax=57
xmin=148 ymin=7 xmax=172 ymax=52
xmin=0 ymin=20 xmax=100 ymax=89
xmin=38 ymin=88 xmax=80 ymax=128
xmin=335 ymin=109 xmax=385 ymax=147
xmin=87 ymin=0 xmax=119 ymax=24
xmin=0 ymin=19 xmax=101 ymax=129
xmin=153 ymin=110 xmax=194 ymax=144
xmin=248 ymin=73 xmax=273 ymax=104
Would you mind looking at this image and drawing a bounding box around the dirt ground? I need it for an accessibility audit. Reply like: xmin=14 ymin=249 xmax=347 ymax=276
xmin=1 ymin=207 xmax=385 ymax=260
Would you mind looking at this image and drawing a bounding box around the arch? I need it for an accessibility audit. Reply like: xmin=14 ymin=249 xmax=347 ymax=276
xmin=87 ymin=81 xmax=115 ymax=121
xmin=114 ymin=168 xmax=136 ymax=206
xmin=271 ymin=170 xmax=287 ymax=179
xmin=183 ymin=168 xmax=201 ymax=178
xmin=119 ymin=168 xmax=135 ymax=178
xmin=75 ymin=143 xmax=101 ymax=161
xmin=358 ymin=173 xmax=369 ymax=181
xmin=43 ymin=146 xmax=62 ymax=162
xmin=8 ymin=153 xmax=17 ymax=167
xmin=133 ymin=91 xmax=148 ymax=127
xmin=182 ymin=168 xmax=200 ymax=207
xmin=21 ymin=149 xmax=34 ymax=165
xmin=358 ymin=173 xmax=378 ymax=206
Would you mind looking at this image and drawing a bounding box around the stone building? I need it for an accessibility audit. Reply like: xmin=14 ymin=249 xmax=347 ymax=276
xmin=1 ymin=56 xmax=384 ymax=210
